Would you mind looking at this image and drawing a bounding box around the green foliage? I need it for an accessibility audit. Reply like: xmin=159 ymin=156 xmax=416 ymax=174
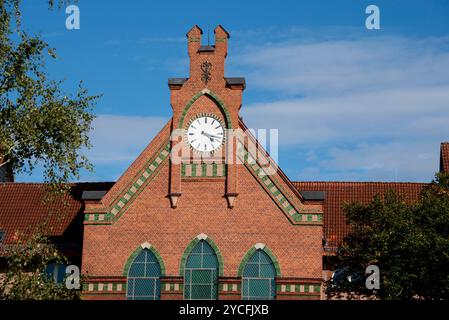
xmin=0 ymin=0 xmax=88 ymax=300
xmin=329 ymin=173 xmax=449 ymax=300
xmin=0 ymin=233 xmax=80 ymax=300
xmin=0 ymin=0 xmax=98 ymax=185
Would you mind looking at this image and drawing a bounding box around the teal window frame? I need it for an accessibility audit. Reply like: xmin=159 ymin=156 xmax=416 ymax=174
xmin=242 ymin=249 xmax=276 ymax=300
xmin=126 ymin=248 xmax=161 ymax=300
xmin=184 ymin=240 xmax=219 ymax=300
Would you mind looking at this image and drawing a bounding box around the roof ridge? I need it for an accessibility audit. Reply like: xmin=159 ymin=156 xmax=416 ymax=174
xmin=0 ymin=182 xmax=47 ymax=185
xmin=0 ymin=181 xmax=114 ymax=185
xmin=293 ymin=181 xmax=429 ymax=185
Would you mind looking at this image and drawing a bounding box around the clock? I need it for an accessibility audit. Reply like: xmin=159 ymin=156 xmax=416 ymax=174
xmin=186 ymin=115 xmax=224 ymax=153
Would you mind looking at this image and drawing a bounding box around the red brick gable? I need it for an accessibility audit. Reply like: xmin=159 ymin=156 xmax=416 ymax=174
xmin=441 ymin=142 xmax=449 ymax=174
xmin=80 ymin=27 xmax=323 ymax=299
xmin=84 ymin=117 xmax=323 ymax=225
xmin=96 ymin=119 xmax=173 ymax=213
xmin=293 ymin=181 xmax=426 ymax=251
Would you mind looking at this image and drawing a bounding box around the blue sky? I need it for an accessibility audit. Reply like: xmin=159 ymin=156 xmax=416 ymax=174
xmin=16 ymin=0 xmax=449 ymax=183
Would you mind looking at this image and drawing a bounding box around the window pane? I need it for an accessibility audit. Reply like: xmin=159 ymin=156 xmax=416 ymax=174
xmin=133 ymin=279 xmax=154 ymax=296
xmin=251 ymin=279 xmax=271 ymax=297
xmin=247 ymin=253 xmax=259 ymax=264
xmin=258 ymin=251 xmax=272 ymax=264
xmin=191 ymin=270 xmax=212 ymax=284
xmin=201 ymin=243 xmax=215 ymax=255
xmin=129 ymin=262 xmax=145 ymax=277
xmin=191 ymin=285 xmax=213 ymax=299
xmin=145 ymin=262 xmax=161 ymax=277
xmin=127 ymin=279 xmax=135 ymax=297
xmin=44 ymin=263 xmax=66 ymax=284
xmin=184 ymin=284 xmax=191 ymax=299
xmin=190 ymin=243 xmax=203 ymax=254
xmin=202 ymin=255 xmax=218 ymax=268
xmin=186 ymin=255 xmax=202 ymax=268
xmin=126 ymin=248 xmax=161 ymax=300
xmin=259 ymin=264 xmax=275 ymax=278
xmin=242 ymin=249 xmax=276 ymax=300
xmin=133 ymin=251 xmax=146 ymax=263
xmin=183 ymin=240 xmax=219 ymax=300
xmin=243 ymin=264 xmax=259 ymax=277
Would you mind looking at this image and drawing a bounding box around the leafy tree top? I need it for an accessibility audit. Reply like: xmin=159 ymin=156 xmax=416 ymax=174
xmin=0 ymin=0 xmax=98 ymax=186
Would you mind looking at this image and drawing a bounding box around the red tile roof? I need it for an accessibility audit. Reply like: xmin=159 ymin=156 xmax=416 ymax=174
xmin=0 ymin=182 xmax=113 ymax=251
xmin=293 ymin=181 xmax=427 ymax=251
xmin=441 ymin=142 xmax=449 ymax=174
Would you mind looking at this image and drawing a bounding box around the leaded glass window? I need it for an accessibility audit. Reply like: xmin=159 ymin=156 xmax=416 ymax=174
xmin=242 ymin=249 xmax=276 ymax=300
xmin=127 ymin=248 xmax=161 ymax=300
xmin=44 ymin=263 xmax=66 ymax=284
xmin=184 ymin=240 xmax=219 ymax=300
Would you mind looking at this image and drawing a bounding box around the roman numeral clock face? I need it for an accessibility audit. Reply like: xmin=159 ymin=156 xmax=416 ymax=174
xmin=187 ymin=116 xmax=224 ymax=153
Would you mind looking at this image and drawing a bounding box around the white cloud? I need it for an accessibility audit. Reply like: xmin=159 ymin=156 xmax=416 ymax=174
xmin=298 ymin=141 xmax=441 ymax=182
xmin=87 ymin=114 xmax=168 ymax=164
xmin=243 ymin=86 xmax=449 ymax=145
xmin=236 ymin=33 xmax=449 ymax=181
xmin=235 ymin=36 xmax=449 ymax=96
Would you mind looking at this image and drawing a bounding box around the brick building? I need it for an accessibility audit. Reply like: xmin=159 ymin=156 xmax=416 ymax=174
xmin=1 ymin=26 xmax=448 ymax=300
xmin=81 ymin=25 xmax=324 ymax=300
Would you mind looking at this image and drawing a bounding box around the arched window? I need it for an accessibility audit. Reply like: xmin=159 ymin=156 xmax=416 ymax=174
xmin=184 ymin=240 xmax=218 ymax=300
xmin=242 ymin=249 xmax=276 ymax=300
xmin=126 ymin=248 xmax=161 ymax=300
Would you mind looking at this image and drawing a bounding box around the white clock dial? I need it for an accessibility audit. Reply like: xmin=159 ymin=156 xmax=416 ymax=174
xmin=187 ymin=116 xmax=224 ymax=153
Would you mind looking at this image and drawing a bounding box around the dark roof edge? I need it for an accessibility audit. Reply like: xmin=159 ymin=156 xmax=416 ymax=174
xmin=81 ymin=190 xmax=108 ymax=200
xmin=299 ymin=190 xmax=326 ymax=201
xmin=225 ymin=77 xmax=246 ymax=89
xmin=225 ymin=77 xmax=245 ymax=85
xmin=293 ymin=181 xmax=429 ymax=185
xmin=198 ymin=45 xmax=215 ymax=52
xmin=168 ymin=78 xmax=188 ymax=86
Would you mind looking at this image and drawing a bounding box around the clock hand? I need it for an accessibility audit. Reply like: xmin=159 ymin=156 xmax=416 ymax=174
xmin=201 ymin=131 xmax=215 ymax=142
xmin=201 ymin=131 xmax=221 ymax=139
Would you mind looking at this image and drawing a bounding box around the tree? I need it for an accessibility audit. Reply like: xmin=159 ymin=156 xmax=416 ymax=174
xmin=327 ymin=173 xmax=449 ymax=300
xmin=0 ymin=0 xmax=91 ymax=300
xmin=0 ymin=0 xmax=98 ymax=186
xmin=0 ymin=233 xmax=80 ymax=300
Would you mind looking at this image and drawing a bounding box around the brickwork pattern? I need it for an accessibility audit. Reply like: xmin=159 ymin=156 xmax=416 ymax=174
xmin=81 ymin=25 xmax=323 ymax=300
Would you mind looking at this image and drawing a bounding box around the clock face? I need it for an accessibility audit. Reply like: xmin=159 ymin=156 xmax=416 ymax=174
xmin=187 ymin=116 xmax=224 ymax=153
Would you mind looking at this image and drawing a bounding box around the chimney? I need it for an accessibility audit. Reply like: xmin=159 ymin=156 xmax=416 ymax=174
xmin=440 ymin=142 xmax=449 ymax=174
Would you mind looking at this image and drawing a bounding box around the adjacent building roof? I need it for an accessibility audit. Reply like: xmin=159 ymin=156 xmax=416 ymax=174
xmin=1 ymin=142 xmax=446 ymax=256
xmin=293 ymin=181 xmax=426 ymax=251
xmin=0 ymin=182 xmax=113 ymax=250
